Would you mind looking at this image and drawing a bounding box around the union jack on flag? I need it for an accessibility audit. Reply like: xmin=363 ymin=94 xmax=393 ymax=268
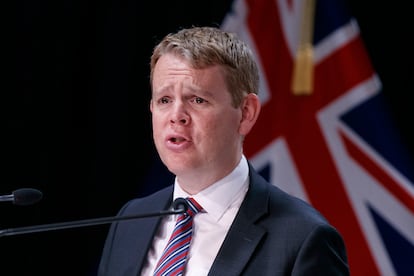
xmin=221 ymin=0 xmax=414 ymax=275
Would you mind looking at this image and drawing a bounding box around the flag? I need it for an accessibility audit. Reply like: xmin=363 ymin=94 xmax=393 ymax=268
xmin=221 ymin=0 xmax=414 ymax=275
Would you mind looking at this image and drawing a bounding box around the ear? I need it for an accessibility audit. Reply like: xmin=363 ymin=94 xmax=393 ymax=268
xmin=239 ymin=93 xmax=261 ymax=136
xmin=150 ymin=99 xmax=154 ymax=112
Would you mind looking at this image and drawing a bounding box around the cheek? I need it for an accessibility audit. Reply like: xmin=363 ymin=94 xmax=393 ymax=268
xmin=151 ymin=115 xmax=164 ymax=139
xmin=202 ymin=111 xmax=241 ymax=139
xmin=225 ymin=109 xmax=244 ymax=134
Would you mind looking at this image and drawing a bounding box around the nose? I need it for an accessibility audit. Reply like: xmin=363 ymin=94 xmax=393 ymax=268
xmin=170 ymin=103 xmax=190 ymax=125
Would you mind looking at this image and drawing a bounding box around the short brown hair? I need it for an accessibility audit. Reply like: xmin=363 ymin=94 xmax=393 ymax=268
xmin=150 ymin=26 xmax=259 ymax=107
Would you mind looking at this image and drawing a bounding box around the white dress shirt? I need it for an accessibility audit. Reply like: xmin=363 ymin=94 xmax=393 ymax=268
xmin=141 ymin=155 xmax=250 ymax=276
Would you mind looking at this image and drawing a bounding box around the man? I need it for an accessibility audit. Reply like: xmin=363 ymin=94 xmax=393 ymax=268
xmin=98 ymin=26 xmax=349 ymax=276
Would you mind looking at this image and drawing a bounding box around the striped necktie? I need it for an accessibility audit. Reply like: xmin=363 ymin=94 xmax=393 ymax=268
xmin=153 ymin=197 xmax=202 ymax=276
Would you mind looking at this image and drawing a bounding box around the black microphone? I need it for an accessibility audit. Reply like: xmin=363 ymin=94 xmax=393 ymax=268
xmin=171 ymin=197 xmax=189 ymax=213
xmin=0 ymin=188 xmax=43 ymax=206
xmin=0 ymin=197 xmax=189 ymax=237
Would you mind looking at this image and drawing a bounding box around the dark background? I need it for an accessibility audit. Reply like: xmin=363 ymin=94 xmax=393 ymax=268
xmin=4 ymin=0 xmax=413 ymax=275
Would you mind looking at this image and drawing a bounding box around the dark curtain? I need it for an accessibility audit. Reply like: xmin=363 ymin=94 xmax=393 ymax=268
xmin=3 ymin=0 xmax=412 ymax=275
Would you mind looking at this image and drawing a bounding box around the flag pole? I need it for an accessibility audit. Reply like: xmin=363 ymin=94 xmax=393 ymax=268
xmin=291 ymin=0 xmax=316 ymax=95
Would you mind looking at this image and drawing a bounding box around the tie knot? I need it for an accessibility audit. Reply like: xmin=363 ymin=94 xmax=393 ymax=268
xmin=186 ymin=197 xmax=202 ymax=216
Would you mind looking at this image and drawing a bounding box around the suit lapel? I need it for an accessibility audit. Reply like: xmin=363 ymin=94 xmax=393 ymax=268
xmin=125 ymin=187 xmax=174 ymax=274
xmin=208 ymin=167 xmax=270 ymax=276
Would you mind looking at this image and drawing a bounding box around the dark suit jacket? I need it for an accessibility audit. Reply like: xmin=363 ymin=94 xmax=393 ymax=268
xmin=98 ymin=164 xmax=349 ymax=276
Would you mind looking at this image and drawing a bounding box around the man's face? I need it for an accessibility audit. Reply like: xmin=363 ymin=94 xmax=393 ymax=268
xmin=150 ymin=53 xmax=244 ymax=190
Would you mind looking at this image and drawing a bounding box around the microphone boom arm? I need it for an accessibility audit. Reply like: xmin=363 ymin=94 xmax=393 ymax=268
xmin=0 ymin=207 xmax=185 ymax=238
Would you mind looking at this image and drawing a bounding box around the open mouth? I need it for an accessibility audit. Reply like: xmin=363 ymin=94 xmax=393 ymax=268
xmin=170 ymin=137 xmax=186 ymax=143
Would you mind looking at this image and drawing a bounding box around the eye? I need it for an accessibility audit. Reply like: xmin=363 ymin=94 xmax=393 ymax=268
xmin=192 ymin=97 xmax=206 ymax=104
xmin=159 ymin=97 xmax=170 ymax=104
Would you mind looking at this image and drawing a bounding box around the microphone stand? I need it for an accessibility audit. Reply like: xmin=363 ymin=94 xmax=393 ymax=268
xmin=0 ymin=202 xmax=187 ymax=238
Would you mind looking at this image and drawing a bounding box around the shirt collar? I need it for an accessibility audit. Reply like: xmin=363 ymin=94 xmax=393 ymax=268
xmin=173 ymin=155 xmax=249 ymax=221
